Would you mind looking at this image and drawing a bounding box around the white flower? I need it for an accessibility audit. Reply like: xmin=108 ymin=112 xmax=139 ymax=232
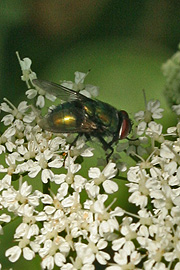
xmin=146 ymin=100 xmax=164 ymax=119
xmin=88 ymin=239 xmax=110 ymax=265
xmin=0 ymin=213 xmax=11 ymax=223
xmin=40 ymin=239 xmax=66 ymax=269
xmin=135 ymin=100 xmax=164 ymax=122
xmin=175 ymin=262 xmax=180 ymax=270
xmin=16 ymin=52 xmax=36 ymax=87
xmin=61 ymin=71 xmax=87 ymax=91
xmin=88 ymin=162 xmax=118 ymax=194
xmin=112 ymin=249 xmax=141 ymax=269
xmin=136 ymin=121 xmax=147 ymax=135
xmin=74 ymin=242 xmax=95 ymax=267
xmin=0 ymin=139 xmax=6 ymax=154
xmin=146 ymin=121 xmax=163 ymax=138
xmin=5 ymin=245 xmax=22 ymax=262
xmin=1 ymin=100 xmax=29 ymax=126
xmin=61 ymin=70 xmax=99 ymax=99
xmin=41 ymin=254 xmax=55 ymax=270
xmin=134 ymin=100 xmax=164 ymax=147
xmin=70 ymin=137 xmax=94 ymax=158
xmin=1 ymin=180 xmax=40 ymax=214
xmin=127 ymin=166 xmax=149 ymax=208
xmin=0 ymin=174 xmax=11 ymax=191
xmin=71 ymin=175 xmax=87 ymax=192
xmin=28 ymin=148 xmax=63 ymax=183
xmin=85 ymin=181 xmax=100 ymax=198
xmin=3 ymin=51 xmax=180 ymax=270
xmin=172 ymin=104 xmax=180 ymax=115
xmin=5 ymin=223 xmax=38 ymax=262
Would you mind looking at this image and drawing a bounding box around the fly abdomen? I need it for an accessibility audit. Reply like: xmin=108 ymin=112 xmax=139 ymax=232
xmin=39 ymin=102 xmax=84 ymax=133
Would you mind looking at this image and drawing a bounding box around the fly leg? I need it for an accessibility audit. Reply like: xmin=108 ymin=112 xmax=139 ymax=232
xmin=70 ymin=133 xmax=82 ymax=149
xmin=97 ymin=136 xmax=114 ymax=162
xmin=63 ymin=133 xmax=82 ymax=165
xmin=84 ymin=133 xmax=91 ymax=141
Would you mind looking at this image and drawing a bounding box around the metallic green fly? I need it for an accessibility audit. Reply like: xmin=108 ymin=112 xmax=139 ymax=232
xmin=33 ymin=79 xmax=132 ymax=160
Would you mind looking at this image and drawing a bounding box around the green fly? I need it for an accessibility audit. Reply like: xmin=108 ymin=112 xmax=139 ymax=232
xmin=33 ymin=79 xmax=132 ymax=160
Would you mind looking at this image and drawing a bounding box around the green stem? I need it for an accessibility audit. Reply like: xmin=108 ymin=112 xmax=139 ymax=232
xmin=128 ymin=152 xmax=140 ymax=163
xmin=43 ymin=182 xmax=50 ymax=194
xmin=115 ymin=175 xmax=128 ymax=181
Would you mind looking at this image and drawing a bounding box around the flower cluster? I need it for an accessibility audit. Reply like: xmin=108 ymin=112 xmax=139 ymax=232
xmin=162 ymin=44 xmax=180 ymax=108
xmin=0 ymin=53 xmax=120 ymax=270
xmin=0 ymin=50 xmax=180 ymax=270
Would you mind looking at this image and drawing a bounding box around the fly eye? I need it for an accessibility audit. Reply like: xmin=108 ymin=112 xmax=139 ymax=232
xmin=119 ymin=111 xmax=132 ymax=139
xmin=120 ymin=119 xmax=131 ymax=139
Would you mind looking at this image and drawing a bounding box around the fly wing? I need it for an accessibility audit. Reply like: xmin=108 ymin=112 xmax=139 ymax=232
xmin=33 ymin=79 xmax=90 ymax=102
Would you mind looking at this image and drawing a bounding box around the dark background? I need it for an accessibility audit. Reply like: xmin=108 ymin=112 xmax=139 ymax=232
xmin=0 ymin=1 xmax=180 ymax=269
xmin=1 ymin=0 xmax=180 ymax=126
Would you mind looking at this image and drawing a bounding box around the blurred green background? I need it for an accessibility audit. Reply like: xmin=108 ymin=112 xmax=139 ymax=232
xmin=0 ymin=0 xmax=180 ymax=269
xmin=1 ymin=0 xmax=180 ymax=125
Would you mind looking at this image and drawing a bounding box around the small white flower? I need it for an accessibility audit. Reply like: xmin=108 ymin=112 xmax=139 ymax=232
xmin=136 ymin=121 xmax=147 ymax=135
xmin=41 ymin=254 xmax=55 ymax=270
xmin=70 ymin=137 xmax=94 ymax=158
xmin=1 ymin=100 xmax=29 ymax=126
xmin=61 ymin=70 xmax=99 ymax=98
xmin=85 ymin=181 xmax=100 ymax=198
xmin=88 ymin=162 xmax=118 ymax=194
xmin=172 ymin=104 xmax=180 ymax=115
xmin=160 ymin=143 xmax=175 ymax=159
xmin=2 ymin=52 xmax=180 ymax=270
xmin=135 ymin=100 xmax=163 ymax=123
xmin=71 ymin=175 xmax=87 ymax=192
xmin=175 ymin=262 xmax=180 ymax=270
xmin=5 ymin=245 xmax=21 ymax=262
xmin=75 ymin=242 xmax=95 ymax=265
xmin=146 ymin=121 xmax=163 ymax=137
xmin=112 ymin=249 xmax=141 ymax=268
xmin=28 ymin=148 xmax=63 ymax=183
xmin=146 ymin=100 xmax=164 ymax=119
xmin=0 ymin=213 xmax=11 ymax=223
xmin=16 ymin=52 xmax=37 ymax=87
xmin=127 ymin=167 xmax=149 ymax=208
xmin=23 ymin=247 xmax=35 ymax=260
